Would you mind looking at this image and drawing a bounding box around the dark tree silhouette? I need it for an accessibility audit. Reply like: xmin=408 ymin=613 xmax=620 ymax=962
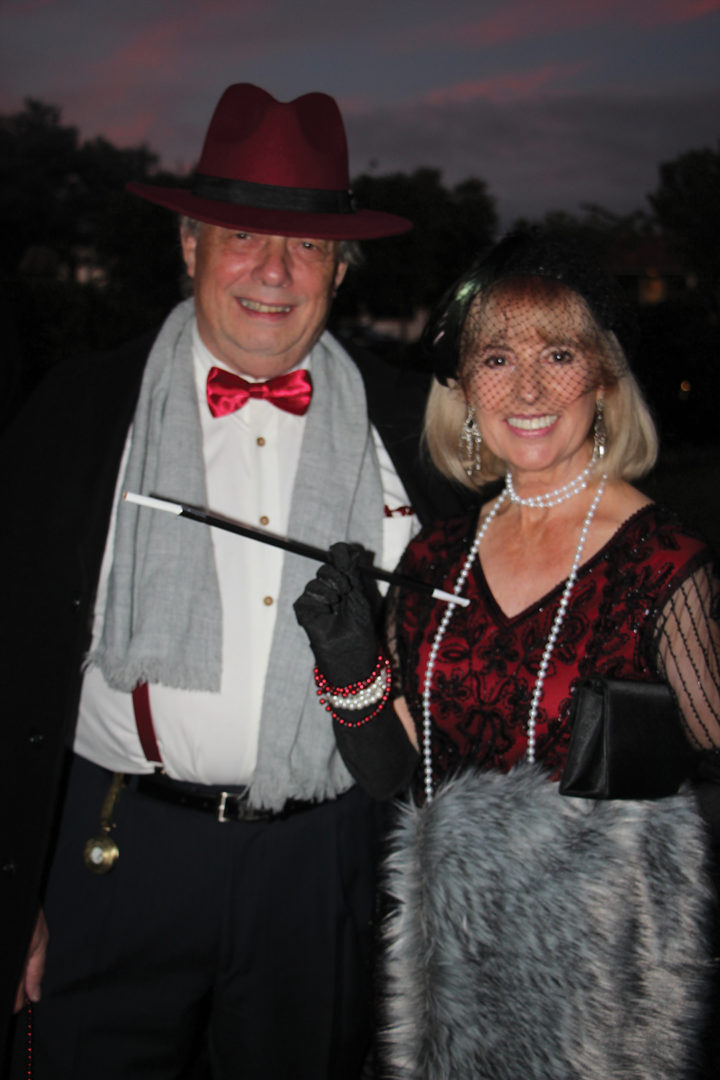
xmin=0 ymin=99 xmax=189 ymax=410
xmin=648 ymin=142 xmax=720 ymax=315
xmin=339 ymin=168 xmax=498 ymax=321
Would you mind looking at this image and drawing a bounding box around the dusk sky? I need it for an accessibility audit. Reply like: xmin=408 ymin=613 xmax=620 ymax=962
xmin=3 ymin=0 xmax=719 ymax=226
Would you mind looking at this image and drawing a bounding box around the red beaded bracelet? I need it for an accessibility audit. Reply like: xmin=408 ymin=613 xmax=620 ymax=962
xmin=314 ymin=654 xmax=387 ymax=697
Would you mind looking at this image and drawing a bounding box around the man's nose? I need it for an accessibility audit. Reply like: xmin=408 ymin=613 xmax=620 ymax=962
xmin=252 ymin=237 xmax=292 ymax=286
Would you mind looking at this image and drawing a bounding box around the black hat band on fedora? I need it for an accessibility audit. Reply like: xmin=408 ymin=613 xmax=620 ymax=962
xmin=193 ymin=174 xmax=357 ymax=215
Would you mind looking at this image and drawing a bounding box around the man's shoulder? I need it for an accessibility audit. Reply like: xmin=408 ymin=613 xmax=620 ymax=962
xmin=63 ymin=326 xmax=159 ymax=382
xmin=2 ymin=325 xmax=160 ymax=448
xmin=34 ymin=325 xmax=157 ymax=401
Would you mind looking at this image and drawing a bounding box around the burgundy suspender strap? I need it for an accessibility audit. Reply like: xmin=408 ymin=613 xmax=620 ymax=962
xmin=131 ymin=682 xmax=163 ymax=764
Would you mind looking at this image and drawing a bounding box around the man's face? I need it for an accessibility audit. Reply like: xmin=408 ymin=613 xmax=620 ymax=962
xmin=181 ymin=224 xmax=347 ymax=378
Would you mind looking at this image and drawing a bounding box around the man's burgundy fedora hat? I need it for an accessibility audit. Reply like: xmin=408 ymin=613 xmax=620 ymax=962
xmin=127 ymin=83 xmax=411 ymax=240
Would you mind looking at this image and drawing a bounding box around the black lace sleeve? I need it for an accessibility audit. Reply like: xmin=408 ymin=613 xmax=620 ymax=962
xmin=653 ymin=561 xmax=720 ymax=751
xmin=386 ymin=581 xmax=406 ymax=700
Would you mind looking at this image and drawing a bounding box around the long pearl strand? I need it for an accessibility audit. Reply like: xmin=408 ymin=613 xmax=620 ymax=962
xmin=422 ymin=473 xmax=607 ymax=802
xmin=421 ymin=492 xmax=507 ymax=801
xmin=524 ymin=476 xmax=606 ymax=762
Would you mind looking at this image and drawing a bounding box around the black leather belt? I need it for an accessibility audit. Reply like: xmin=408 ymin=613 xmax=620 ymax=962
xmin=131 ymin=772 xmax=319 ymax=823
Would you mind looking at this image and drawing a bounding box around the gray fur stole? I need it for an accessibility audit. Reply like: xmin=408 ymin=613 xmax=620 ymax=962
xmin=383 ymin=764 xmax=712 ymax=1080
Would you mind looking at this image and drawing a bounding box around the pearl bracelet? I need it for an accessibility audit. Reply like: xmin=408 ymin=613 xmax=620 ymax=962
xmin=314 ymin=655 xmax=392 ymax=727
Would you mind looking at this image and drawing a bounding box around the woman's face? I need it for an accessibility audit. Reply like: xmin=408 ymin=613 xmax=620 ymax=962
xmin=461 ymin=282 xmax=603 ymax=487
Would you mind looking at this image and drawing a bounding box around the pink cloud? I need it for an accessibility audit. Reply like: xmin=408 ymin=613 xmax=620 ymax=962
xmin=399 ymin=1 xmax=609 ymax=50
xmin=337 ymin=94 xmax=381 ymax=116
xmin=634 ymin=0 xmax=720 ymax=23
xmin=420 ymin=61 xmax=591 ymax=106
xmin=65 ymin=4 xmax=265 ymax=153
xmin=100 ymin=110 xmax=159 ymax=147
xmin=83 ymin=1 xmax=266 ymax=83
xmin=93 ymin=18 xmax=207 ymax=78
xmin=5 ymin=0 xmax=55 ymax=13
xmin=400 ymin=0 xmax=719 ymax=51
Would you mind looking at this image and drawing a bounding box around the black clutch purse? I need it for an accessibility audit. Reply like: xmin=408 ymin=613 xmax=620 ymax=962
xmin=559 ymin=675 xmax=693 ymax=799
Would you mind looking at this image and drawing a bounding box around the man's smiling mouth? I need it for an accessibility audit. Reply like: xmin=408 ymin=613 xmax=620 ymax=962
xmin=238 ymin=298 xmax=293 ymax=314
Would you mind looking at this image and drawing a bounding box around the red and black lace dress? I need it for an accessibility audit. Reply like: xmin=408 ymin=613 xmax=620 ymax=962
xmin=391 ymin=503 xmax=720 ymax=792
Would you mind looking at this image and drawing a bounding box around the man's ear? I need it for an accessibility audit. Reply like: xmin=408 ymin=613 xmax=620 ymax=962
xmin=333 ymin=260 xmax=348 ymax=292
xmin=180 ymin=228 xmax=197 ymax=279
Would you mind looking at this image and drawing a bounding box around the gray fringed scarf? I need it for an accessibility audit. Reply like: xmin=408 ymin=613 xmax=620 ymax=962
xmin=92 ymin=299 xmax=221 ymax=692
xmin=384 ymin=765 xmax=711 ymax=1080
xmin=92 ymin=298 xmax=383 ymax=808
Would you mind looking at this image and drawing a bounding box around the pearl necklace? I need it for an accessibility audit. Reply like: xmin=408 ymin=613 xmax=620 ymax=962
xmin=505 ymin=457 xmax=597 ymax=508
xmin=422 ymin=473 xmax=608 ymax=802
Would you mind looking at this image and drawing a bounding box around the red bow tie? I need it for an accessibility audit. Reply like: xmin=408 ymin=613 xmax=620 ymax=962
xmin=206 ymin=366 xmax=313 ymax=418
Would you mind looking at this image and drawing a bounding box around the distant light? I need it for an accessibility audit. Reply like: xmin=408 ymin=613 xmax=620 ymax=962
xmin=679 ymin=380 xmax=691 ymax=401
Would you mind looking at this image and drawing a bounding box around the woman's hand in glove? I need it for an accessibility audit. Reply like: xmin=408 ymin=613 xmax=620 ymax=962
xmin=293 ymin=542 xmax=381 ymax=688
xmin=295 ymin=542 xmax=419 ymax=799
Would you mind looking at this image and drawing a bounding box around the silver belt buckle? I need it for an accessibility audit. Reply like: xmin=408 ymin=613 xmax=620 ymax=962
xmin=217 ymin=789 xmax=266 ymax=822
xmin=217 ymin=791 xmax=231 ymax=822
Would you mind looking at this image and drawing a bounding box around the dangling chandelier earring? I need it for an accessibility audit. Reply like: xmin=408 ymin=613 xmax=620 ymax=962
xmin=459 ymin=404 xmax=483 ymax=478
xmin=593 ymin=398 xmax=607 ymax=462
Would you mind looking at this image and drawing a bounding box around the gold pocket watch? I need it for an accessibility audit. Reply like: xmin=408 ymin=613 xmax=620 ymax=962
xmin=84 ymin=772 xmax=125 ymax=874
